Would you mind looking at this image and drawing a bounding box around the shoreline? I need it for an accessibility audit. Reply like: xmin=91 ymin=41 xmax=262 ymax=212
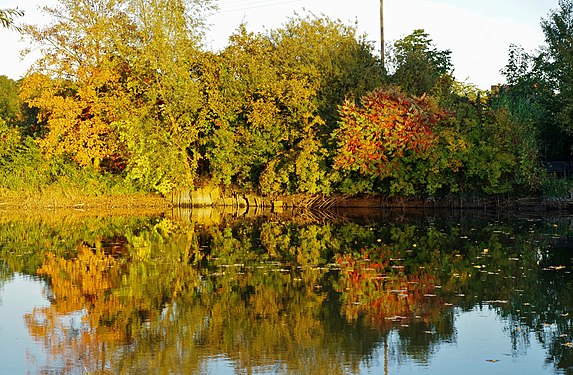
xmin=1 ymin=190 xmax=572 ymax=213
xmin=0 ymin=193 xmax=172 ymax=217
xmin=171 ymin=188 xmax=573 ymax=212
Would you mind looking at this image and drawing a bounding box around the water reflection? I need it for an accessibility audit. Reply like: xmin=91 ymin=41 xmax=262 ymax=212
xmin=0 ymin=210 xmax=573 ymax=374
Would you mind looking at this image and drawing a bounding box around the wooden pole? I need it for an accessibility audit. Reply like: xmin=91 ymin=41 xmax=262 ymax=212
xmin=380 ymin=0 xmax=385 ymax=68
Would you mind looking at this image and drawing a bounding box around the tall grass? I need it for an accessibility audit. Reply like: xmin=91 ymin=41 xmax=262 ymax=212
xmin=0 ymin=137 xmax=141 ymax=204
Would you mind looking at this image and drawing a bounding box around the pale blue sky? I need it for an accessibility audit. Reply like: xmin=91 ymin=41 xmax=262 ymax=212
xmin=0 ymin=0 xmax=561 ymax=88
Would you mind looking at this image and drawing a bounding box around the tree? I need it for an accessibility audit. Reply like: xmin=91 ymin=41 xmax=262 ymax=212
xmin=540 ymin=0 xmax=573 ymax=146
xmin=0 ymin=75 xmax=20 ymax=124
xmin=498 ymin=45 xmax=563 ymax=160
xmin=269 ymin=15 xmax=384 ymax=131
xmin=333 ymin=87 xmax=449 ymax=195
xmin=500 ymin=44 xmax=533 ymax=86
xmin=0 ymin=8 xmax=23 ymax=30
xmin=20 ymin=0 xmax=133 ymax=171
xmin=117 ymin=0 xmax=215 ymax=193
xmin=202 ymin=25 xmax=324 ymax=193
xmin=20 ymin=0 xmax=214 ymax=190
xmin=202 ymin=15 xmax=382 ymax=195
xmin=390 ymin=29 xmax=452 ymax=96
xmin=496 ymin=1 xmax=573 ymax=160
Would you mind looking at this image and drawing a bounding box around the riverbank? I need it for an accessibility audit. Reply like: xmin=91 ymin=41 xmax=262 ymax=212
xmin=2 ymin=186 xmax=572 ymax=215
xmin=0 ymin=193 xmax=172 ymax=217
xmin=171 ymin=185 xmax=573 ymax=213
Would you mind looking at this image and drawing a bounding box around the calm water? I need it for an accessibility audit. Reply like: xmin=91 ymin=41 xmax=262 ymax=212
xmin=1 ymin=209 xmax=573 ymax=374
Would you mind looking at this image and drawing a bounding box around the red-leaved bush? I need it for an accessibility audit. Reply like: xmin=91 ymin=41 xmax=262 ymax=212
xmin=334 ymin=88 xmax=447 ymax=178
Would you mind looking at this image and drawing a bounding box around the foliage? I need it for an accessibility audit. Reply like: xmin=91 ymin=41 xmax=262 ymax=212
xmin=0 ymin=75 xmax=21 ymax=124
xmin=0 ymin=135 xmax=134 ymax=199
xmin=335 ymin=88 xmax=439 ymax=175
xmin=116 ymin=0 xmax=215 ymax=193
xmin=0 ymin=8 xmax=23 ymax=30
xmin=448 ymin=91 xmax=545 ymax=194
xmin=541 ymin=0 xmax=573 ymax=136
xmin=20 ymin=0 xmax=214 ymax=193
xmin=202 ymin=16 xmax=381 ymax=195
xmin=498 ymin=44 xmax=566 ymax=161
xmin=269 ymin=15 xmax=384 ymax=132
xmin=501 ymin=44 xmax=537 ymax=86
xmin=0 ymin=118 xmax=21 ymax=160
xmin=202 ymin=26 xmax=318 ymax=191
xmin=334 ymin=87 xmax=458 ymax=195
xmin=461 ymin=108 xmax=522 ymax=193
xmin=3 ymin=3 xmax=560 ymax=198
xmin=20 ymin=0 xmax=133 ymax=171
xmin=333 ymin=82 xmax=548 ymax=196
xmin=20 ymin=73 xmax=125 ymax=170
xmin=540 ymin=175 xmax=573 ymax=198
xmin=390 ymin=29 xmax=453 ymax=96
xmin=492 ymin=0 xmax=573 ymax=173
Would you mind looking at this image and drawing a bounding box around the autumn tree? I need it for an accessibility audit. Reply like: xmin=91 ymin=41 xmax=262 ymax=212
xmin=117 ymin=0 xmax=215 ymax=193
xmin=202 ymin=15 xmax=382 ymax=195
xmin=19 ymin=0 xmax=214 ymax=191
xmin=20 ymin=0 xmax=132 ymax=171
xmin=334 ymin=87 xmax=453 ymax=195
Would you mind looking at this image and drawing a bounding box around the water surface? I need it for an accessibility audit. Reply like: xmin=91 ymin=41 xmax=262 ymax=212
xmin=0 ymin=209 xmax=572 ymax=374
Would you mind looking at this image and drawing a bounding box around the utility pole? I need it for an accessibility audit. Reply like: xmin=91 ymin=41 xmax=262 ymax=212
xmin=380 ymin=0 xmax=385 ymax=69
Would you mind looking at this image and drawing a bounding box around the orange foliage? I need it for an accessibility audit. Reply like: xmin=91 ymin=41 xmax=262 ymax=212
xmin=19 ymin=71 xmax=126 ymax=170
xmin=335 ymin=250 xmax=440 ymax=326
xmin=334 ymin=88 xmax=447 ymax=177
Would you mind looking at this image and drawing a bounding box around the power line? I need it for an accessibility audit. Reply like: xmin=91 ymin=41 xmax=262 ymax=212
xmin=217 ymin=0 xmax=296 ymax=7
xmin=217 ymin=0 xmax=303 ymax=13
xmin=217 ymin=0 xmax=266 ymax=6
xmin=216 ymin=0 xmax=304 ymax=14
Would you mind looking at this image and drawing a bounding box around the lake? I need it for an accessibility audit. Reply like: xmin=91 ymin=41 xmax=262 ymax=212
xmin=0 ymin=208 xmax=572 ymax=374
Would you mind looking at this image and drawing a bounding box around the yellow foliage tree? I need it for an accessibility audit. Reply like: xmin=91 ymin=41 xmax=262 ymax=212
xmin=19 ymin=0 xmax=132 ymax=170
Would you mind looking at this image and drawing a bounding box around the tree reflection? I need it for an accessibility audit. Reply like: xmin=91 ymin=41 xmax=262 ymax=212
xmin=0 ymin=213 xmax=572 ymax=373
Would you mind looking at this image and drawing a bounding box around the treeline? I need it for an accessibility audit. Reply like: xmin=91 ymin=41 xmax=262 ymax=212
xmin=1 ymin=0 xmax=572 ymax=199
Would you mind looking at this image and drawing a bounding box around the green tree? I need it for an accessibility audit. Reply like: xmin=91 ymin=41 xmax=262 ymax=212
xmin=390 ymin=29 xmax=453 ymax=96
xmin=541 ymin=0 xmax=573 ymax=141
xmin=501 ymin=44 xmax=536 ymax=86
xmin=269 ymin=15 xmax=384 ymax=132
xmin=497 ymin=45 xmax=560 ymax=161
xmin=203 ymin=25 xmax=324 ymax=193
xmin=0 ymin=75 xmax=20 ymax=124
xmin=117 ymin=0 xmax=215 ymax=193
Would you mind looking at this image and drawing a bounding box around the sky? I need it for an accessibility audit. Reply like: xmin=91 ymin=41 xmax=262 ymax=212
xmin=0 ymin=0 xmax=561 ymax=89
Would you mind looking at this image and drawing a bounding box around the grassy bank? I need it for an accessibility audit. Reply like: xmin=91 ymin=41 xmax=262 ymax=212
xmin=0 ymin=141 xmax=170 ymax=211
